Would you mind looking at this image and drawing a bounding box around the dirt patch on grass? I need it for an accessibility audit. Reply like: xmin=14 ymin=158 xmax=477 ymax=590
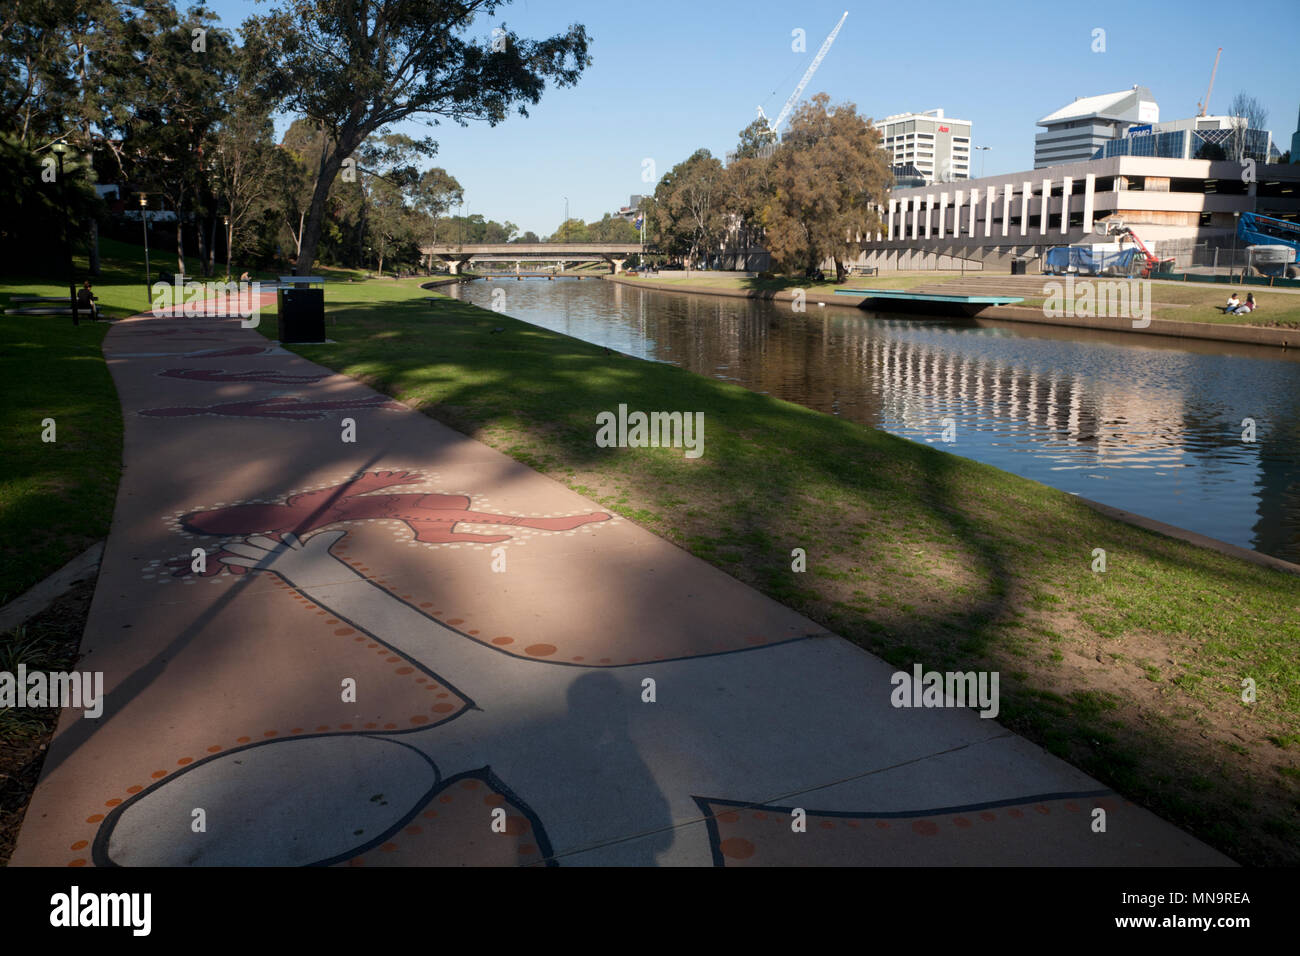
xmin=0 ymin=578 xmax=94 ymax=865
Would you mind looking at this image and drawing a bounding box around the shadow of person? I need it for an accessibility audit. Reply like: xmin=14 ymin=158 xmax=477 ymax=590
xmin=500 ymin=669 xmax=675 ymax=866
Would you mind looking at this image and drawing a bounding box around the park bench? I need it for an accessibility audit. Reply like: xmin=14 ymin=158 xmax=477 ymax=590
xmin=4 ymin=292 xmax=99 ymax=319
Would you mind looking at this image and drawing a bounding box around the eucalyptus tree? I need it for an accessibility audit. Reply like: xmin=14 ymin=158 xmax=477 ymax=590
xmin=241 ymin=0 xmax=591 ymax=275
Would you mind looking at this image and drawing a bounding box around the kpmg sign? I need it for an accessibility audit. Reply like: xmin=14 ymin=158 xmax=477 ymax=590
xmin=1129 ymin=124 xmax=1153 ymax=136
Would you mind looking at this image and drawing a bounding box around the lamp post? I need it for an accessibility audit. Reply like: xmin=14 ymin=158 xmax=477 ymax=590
xmin=51 ymin=143 xmax=78 ymax=326
xmin=564 ymin=196 xmax=569 ymax=242
xmin=976 ymin=145 xmax=992 ymax=179
xmin=223 ymin=214 xmax=231 ymax=280
xmin=1231 ymin=210 xmax=1240 ymax=282
xmin=138 ymin=193 xmax=152 ymax=304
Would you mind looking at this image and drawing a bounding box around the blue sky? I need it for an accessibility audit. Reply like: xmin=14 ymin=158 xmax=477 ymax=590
xmin=206 ymin=0 xmax=1300 ymax=236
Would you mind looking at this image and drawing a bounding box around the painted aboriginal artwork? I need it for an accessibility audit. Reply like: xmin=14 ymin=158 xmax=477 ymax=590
xmin=89 ymin=471 xmax=1126 ymax=867
xmin=138 ymin=395 xmax=404 ymax=420
xmin=157 ymin=367 xmax=331 ymax=385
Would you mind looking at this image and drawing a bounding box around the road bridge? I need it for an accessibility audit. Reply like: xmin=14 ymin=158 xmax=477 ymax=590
xmin=420 ymin=242 xmax=643 ymax=275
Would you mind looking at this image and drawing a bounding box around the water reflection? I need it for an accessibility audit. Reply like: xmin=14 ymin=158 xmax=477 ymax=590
xmin=449 ymin=278 xmax=1300 ymax=562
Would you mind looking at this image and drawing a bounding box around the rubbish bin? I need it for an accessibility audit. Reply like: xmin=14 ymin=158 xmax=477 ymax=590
xmin=1010 ymin=259 xmax=1027 ymax=275
xmin=277 ymin=276 xmax=325 ymax=343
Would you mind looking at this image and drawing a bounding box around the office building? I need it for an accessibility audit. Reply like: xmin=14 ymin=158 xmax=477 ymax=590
xmin=874 ymin=110 xmax=972 ymax=184
xmin=1035 ymin=86 xmax=1158 ymax=168
xmin=1095 ymin=115 xmax=1277 ymax=163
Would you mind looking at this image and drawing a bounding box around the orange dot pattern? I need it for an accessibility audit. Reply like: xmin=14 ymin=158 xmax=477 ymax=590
xmin=321 ymin=539 xmax=767 ymax=666
xmin=703 ymin=796 xmax=1123 ymax=867
xmin=335 ymin=774 xmax=546 ymax=868
xmin=66 ymin=599 xmax=474 ymax=868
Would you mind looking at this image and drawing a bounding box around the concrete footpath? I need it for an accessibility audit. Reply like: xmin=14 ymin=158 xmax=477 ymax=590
xmin=12 ymin=304 xmax=1233 ymax=866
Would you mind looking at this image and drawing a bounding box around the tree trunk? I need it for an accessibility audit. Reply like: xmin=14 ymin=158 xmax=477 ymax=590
xmin=176 ymin=217 xmax=185 ymax=276
xmin=295 ymin=144 xmax=351 ymax=276
xmin=196 ymin=216 xmax=209 ymax=277
xmin=206 ymin=216 xmax=217 ymax=277
xmin=88 ymin=218 xmax=100 ymax=276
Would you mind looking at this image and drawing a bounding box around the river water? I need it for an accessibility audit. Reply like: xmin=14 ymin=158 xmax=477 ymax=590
xmin=445 ymin=276 xmax=1300 ymax=563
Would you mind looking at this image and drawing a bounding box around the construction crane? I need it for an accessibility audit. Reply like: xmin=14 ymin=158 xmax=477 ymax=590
xmin=1197 ymin=47 xmax=1222 ymax=117
xmin=756 ymin=11 xmax=848 ymax=136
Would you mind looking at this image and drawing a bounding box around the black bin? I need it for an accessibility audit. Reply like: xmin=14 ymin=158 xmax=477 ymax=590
xmin=1010 ymin=259 xmax=1027 ymax=275
xmin=277 ymin=276 xmax=325 ymax=343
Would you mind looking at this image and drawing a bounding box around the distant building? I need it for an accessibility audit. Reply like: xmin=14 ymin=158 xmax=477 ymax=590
xmin=614 ymin=195 xmax=645 ymax=223
xmin=1035 ymin=86 xmax=1158 ymax=168
xmin=874 ymin=110 xmax=971 ymax=184
xmin=852 ymin=154 xmax=1300 ymax=273
xmin=1291 ymin=103 xmax=1300 ymax=161
xmin=890 ymin=164 xmax=928 ymax=189
xmin=1094 ymin=114 xmax=1276 ymax=163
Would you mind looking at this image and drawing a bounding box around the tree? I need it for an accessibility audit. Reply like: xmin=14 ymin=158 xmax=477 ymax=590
xmin=653 ymin=149 xmax=725 ymax=266
xmin=723 ymin=121 xmax=779 ymax=269
xmin=587 ymin=212 xmax=638 ymax=242
xmin=241 ymin=0 xmax=590 ymax=275
xmin=549 ymin=217 xmax=589 ymax=242
xmin=411 ymin=166 xmax=462 ymax=269
xmin=482 ymin=219 xmax=518 ymax=242
xmin=1228 ymin=92 xmax=1268 ymax=162
xmin=95 ymin=2 xmax=238 ymax=274
xmin=733 ymin=117 xmax=777 ymax=160
xmin=212 ymin=79 xmax=279 ymax=278
xmin=513 ymin=230 xmax=539 ymax=243
xmin=763 ymin=94 xmax=890 ymax=280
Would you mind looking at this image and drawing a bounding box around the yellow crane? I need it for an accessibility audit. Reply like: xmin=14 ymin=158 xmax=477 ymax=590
xmin=1197 ymin=48 xmax=1222 ymax=117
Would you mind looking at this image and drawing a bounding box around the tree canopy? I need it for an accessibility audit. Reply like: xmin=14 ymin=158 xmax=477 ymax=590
xmin=240 ymin=0 xmax=590 ymax=274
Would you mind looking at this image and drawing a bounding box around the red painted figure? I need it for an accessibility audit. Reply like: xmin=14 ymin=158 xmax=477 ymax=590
xmin=176 ymin=471 xmax=609 ymax=576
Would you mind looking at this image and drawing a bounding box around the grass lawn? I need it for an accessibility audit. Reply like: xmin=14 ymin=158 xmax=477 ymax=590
xmin=262 ymin=276 xmax=1300 ymax=865
xmin=1017 ymin=279 xmax=1300 ymax=328
xmin=0 ymin=308 xmax=120 ymax=605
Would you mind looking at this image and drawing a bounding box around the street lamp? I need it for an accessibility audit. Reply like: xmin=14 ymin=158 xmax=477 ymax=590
xmin=138 ymin=193 xmax=152 ymax=303
xmin=564 ymin=197 xmax=569 ymax=242
xmin=50 ymin=142 xmax=78 ymax=326
xmin=975 ymin=145 xmax=992 ymax=179
xmin=223 ymin=214 xmax=231 ymax=280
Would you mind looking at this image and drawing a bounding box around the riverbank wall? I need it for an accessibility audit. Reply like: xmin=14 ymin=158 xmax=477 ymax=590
xmin=605 ymin=275 xmax=1295 ymax=350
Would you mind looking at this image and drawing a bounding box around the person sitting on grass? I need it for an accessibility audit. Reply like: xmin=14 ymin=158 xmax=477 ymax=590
xmin=1219 ymin=292 xmax=1240 ymax=313
xmin=1232 ymin=293 xmax=1257 ymax=315
xmin=76 ymin=279 xmax=98 ymax=320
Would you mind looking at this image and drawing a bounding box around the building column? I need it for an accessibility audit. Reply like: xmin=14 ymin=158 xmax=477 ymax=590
xmin=1060 ymin=176 xmax=1072 ymax=234
xmin=938 ymin=193 xmax=948 ymax=239
xmin=984 ymin=185 xmax=995 ymax=238
xmin=924 ymin=194 xmax=933 ymax=239
xmin=1002 ymin=184 xmax=1012 ymax=237
xmin=911 ymin=197 xmax=919 ymax=240
xmin=953 ymin=190 xmax=963 ymax=236
xmin=1039 ymin=178 xmax=1051 ymax=235
xmin=1081 ymin=172 xmax=1096 ymax=234
xmin=887 ymin=199 xmax=896 ymax=241
xmin=1020 ymin=181 xmax=1032 ymax=236
xmin=968 ymin=188 xmax=979 ymax=237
